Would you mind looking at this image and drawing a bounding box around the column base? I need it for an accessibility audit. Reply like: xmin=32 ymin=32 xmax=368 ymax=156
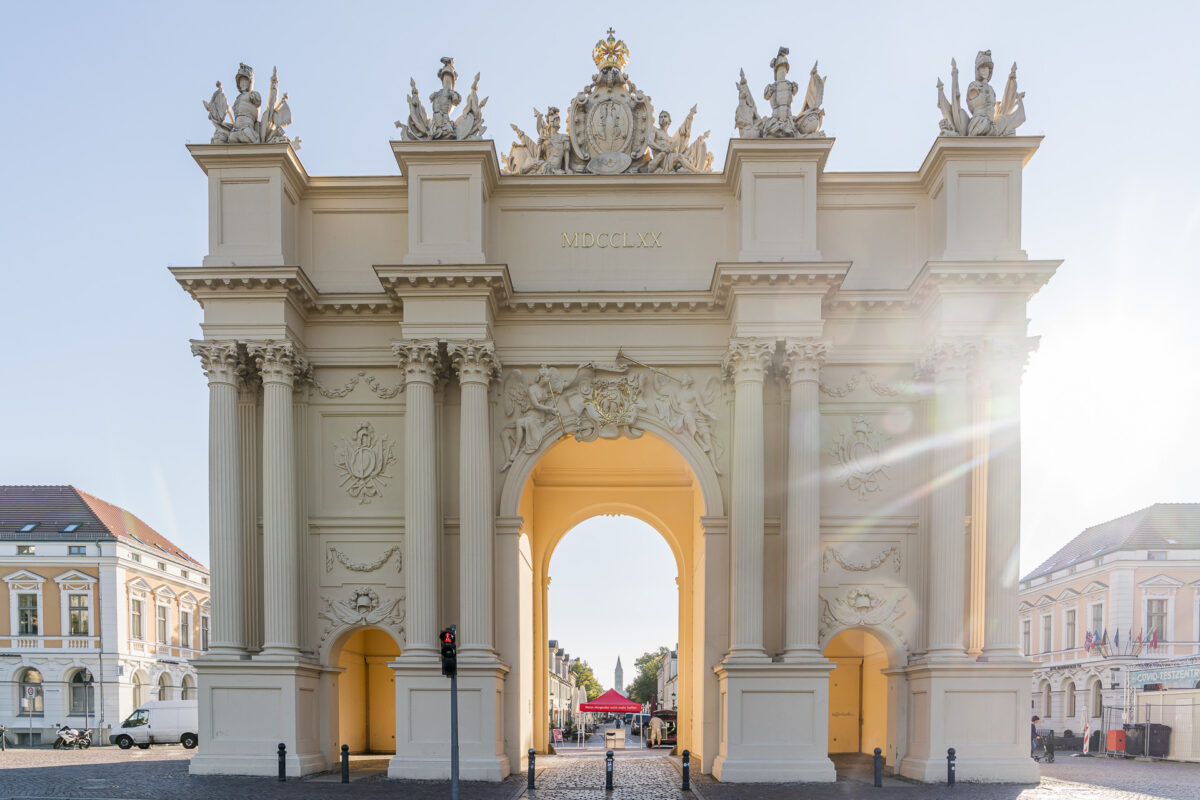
xmin=711 ymin=659 xmax=836 ymax=783
xmin=898 ymin=660 xmax=1037 ymax=784
xmin=190 ymin=655 xmax=324 ymax=777
xmin=389 ymin=658 xmax=511 ymax=781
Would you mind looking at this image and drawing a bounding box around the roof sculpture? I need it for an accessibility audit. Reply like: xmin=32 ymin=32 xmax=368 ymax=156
xmin=204 ymin=63 xmax=297 ymax=148
xmin=396 ymin=56 xmax=489 ymax=141
xmin=936 ymin=50 xmax=1026 ymax=137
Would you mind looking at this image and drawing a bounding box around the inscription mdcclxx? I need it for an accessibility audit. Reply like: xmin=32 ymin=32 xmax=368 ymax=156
xmin=561 ymin=232 xmax=663 ymax=249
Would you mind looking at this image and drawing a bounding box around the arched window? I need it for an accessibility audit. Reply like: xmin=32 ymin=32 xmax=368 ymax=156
xmin=157 ymin=673 xmax=173 ymax=701
xmin=1091 ymin=678 xmax=1103 ymax=718
xmin=132 ymin=672 xmax=146 ymax=708
xmin=1041 ymin=682 xmax=1052 ymax=718
xmin=181 ymin=674 xmax=196 ymax=700
xmin=1065 ymin=681 xmax=1076 ymax=719
xmin=19 ymin=668 xmax=44 ymax=716
xmin=69 ymin=670 xmax=95 ymax=715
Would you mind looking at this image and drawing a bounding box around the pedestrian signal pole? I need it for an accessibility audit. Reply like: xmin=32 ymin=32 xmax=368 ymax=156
xmin=441 ymin=626 xmax=459 ymax=800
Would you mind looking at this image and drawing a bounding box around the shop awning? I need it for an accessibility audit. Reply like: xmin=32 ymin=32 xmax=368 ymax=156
xmin=579 ymin=689 xmax=641 ymax=713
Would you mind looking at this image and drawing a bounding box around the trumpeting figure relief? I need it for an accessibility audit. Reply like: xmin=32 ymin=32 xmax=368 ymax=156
xmin=735 ymin=47 xmax=826 ymax=139
xmin=503 ymin=29 xmax=713 ymax=175
xmin=204 ymin=63 xmax=297 ymax=148
xmin=936 ymin=50 xmax=1025 ymax=137
xmin=395 ymin=57 xmax=488 ymax=141
xmin=651 ymin=371 xmax=723 ymax=473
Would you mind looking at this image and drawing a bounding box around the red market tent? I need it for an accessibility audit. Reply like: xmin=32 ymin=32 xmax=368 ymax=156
xmin=579 ymin=689 xmax=641 ymax=713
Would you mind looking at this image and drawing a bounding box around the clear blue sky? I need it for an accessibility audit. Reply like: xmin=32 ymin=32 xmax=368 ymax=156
xmin=2 ymin=2 xmax=1197 ymax=669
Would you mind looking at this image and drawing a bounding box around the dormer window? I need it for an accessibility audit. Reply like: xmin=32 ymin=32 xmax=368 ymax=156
xmin=62 ymin=523 xmax=80 ymax=533
xmin=18 ymin=523 xmax=38 ymax=533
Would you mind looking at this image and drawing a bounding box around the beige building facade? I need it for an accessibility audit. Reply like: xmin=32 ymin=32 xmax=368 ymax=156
xmin=177 ymin=40 xmax=1057 ymax=783
xmin=1019 ymin=504 xmax=1200 ymax=738
xmin=0 ymin=486 xmax=210 ymax=744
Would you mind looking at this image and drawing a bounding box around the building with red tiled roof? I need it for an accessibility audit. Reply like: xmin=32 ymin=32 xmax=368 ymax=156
xmin=0 ymin=486 xmax=210 ymax=745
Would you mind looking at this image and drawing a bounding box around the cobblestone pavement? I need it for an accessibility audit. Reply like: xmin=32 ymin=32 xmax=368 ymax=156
xmin=2 ymin=746 xmax=1200 ymax=800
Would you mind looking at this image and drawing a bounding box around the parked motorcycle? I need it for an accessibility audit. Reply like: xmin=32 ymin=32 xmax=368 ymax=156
xmin=53 ymin=725 xmax=91 ymax=750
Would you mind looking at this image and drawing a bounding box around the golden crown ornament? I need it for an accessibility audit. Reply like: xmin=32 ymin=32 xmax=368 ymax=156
xmin=592 ymin=28 xmax=629 ymax=71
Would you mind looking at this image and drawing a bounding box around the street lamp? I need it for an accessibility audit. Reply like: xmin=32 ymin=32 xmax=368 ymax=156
xmin=671 ymin=690 xmax=676 ymax=710
xmin=81 ymin=669 xmax=94 ymax=735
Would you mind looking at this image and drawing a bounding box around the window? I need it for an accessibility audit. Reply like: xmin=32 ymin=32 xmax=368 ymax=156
xmin=1148 ymin=551 xmax=1167 ymax=561
xmin=19 ymin=668 xmax=44 ymax=716
xmin=17 ymin=593 xmax=38 ymax=635
xmin=131 ymin=599 xmax=144 ymax=639
xmin=130 ymin=553 xmax=141 ymax=563
xmin=1022 ymin=620 xmax=1031 ymax=656
xmin=156 ymin=605 xmax=169 ymax=643
xmin=181 ymin=675 xmax=196 ymax=700
xmin=180 ymin=569 xmax=188 ymax=580
xmin=180 ymin=611 xmax=192 ymax=649
xmin=157 ymin=673 xmax=172 ymax=701
xmin=1065 ymin=609 xmax=1076 ymax=650
xmin=157 ymin=561 xmax=166 ymax=572
xmin=17 ymin=545 xmax=36 ymax=555
xmin=1066 ymin=681 xmax=1077 ymax=718
xmin=1041 ymin=615 xmax=1052 ymax=653
xmin=62 ymin=523 xmax=80 ymax=533
xmin=122 ymin=708 xmax=149 ymax=728
xmin=68 ymin=545 xmax=85 ymax=555
xmin=200 ymin=614 xmax=210 ymax=650
xmin=201 ymin=577 xmax=208 ymax=585
xmin=1041 ymin=683 xmax=1052 ymax=717
xmin=18 ymin=523 xmax=38 ymax=532
xmin=1091 ymin=603 xmax=1104 ymax=636
xmin=1147 ymin=598 xmax=1168 ymax=642
xmin=1091 ymin=679 xmax=1103 ymax=718
xmin=68 ymin=593 xmax=89 ymax=635
xmin=69 ymin=671 xmax=95 ymax=715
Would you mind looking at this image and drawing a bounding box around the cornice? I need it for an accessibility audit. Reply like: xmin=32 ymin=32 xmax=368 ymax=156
xmin=916 ymin=136 xmax=1044 ymax=192
xmin=187 ymin=143 xmax=309 ymax=191
xmin=305 ymin=175 xmax=407 ymax=201
xmin=909 ymin=259 xmax=1062 ymax=308
xmin=171 ymin=265 xmax=319 ymax=311
xmin=711 ymin=262 xmax=849 ymax=306
xmin=390 ymin=139 xmax=502 ymax=195
xmin=723 ymin=138 xmax=836 ymax=190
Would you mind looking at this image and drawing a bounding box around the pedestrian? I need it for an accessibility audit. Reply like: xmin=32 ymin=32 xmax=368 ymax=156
xmin=649 ymin=713 xmax=664 ymax=748
xmin=1031 ymin=715 xmax=1041 ymax=759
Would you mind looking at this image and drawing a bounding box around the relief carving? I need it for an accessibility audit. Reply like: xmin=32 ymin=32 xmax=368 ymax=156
xmin=313 ymin=371 xmax=402 ymax=399
xmin=325 ymin=545 xmax=403 ymax=574
xmin=651 ymin=370 xmax=723 ymax=474
xmin=829 ymin=415 xmax=891 ymax=500
xmin=822 ymin=545 xmax=901 ymax=573
xmin=334 ymin=422 xmax=397 ymax=504
xmin=819 ymin=588 xmax=907 ymax=647
xmin=318 ymin=587 xmax=405 ymax=646
xmin=819 ymin=369 xmax=911 ymax=398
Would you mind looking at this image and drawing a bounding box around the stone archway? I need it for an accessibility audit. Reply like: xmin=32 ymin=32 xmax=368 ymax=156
xmin=496 ymin=430 xmax=720 ymax=770
xmin=329 ymin=626 xmax=403 ymax=756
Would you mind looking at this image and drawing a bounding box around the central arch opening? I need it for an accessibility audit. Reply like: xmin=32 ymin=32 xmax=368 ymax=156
xmin=506 ymin=432 xmax=712 ymax=762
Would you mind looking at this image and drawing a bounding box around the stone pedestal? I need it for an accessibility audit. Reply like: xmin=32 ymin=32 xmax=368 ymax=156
xmin=389 ymin=657 xmax=511 ymax=781
xmin=899 ymin=660 xmax=1037 ymax=783
xmin=712 ymin=661 xmax=836 ymax=782
xmin=190 ymin=655 xmax=324 ymax=777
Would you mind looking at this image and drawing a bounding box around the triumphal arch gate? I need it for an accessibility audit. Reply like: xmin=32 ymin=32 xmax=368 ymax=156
xmin=177 ymin=36 xmax=1057 ymax=783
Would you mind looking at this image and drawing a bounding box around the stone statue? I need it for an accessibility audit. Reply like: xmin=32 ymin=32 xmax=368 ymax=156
xmin=735 ymin=47 xmax=826 ymax=139
xmin=205 ymin=63 xmax=297 ymax=148
xmin=644 ymin=107 xmax=713 ymax=174
xmin=652 ymin=371 xmax=722 ymax=472
xmin=395 ymin=57 xmax=488 ymax=141
xmin=503 ymin=29 xmax=711 ymax=175
xmin=937 ymin=50 xmax=1025 ymax=137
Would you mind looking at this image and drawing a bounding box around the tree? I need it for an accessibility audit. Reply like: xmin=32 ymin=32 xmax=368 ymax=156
xmin=570 ymin=660 xmax=603 ymax=701
xmin=626 ymin=646 xmax=669 ymax=704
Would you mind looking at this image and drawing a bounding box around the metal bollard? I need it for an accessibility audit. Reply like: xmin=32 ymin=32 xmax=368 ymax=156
xmin=947 ymin=747 xmax=956 ymax=786
xmin=528 ymin=749 xmax=536 ymax=791
xmin=278 ymin=742 xmax=286 ymax=782
xmin=341 ymin=744 xmax=350 ymax=784
xmin=873 ymin=747 xmax=883 ymax=787
xmin=605 ymin=749 xmax=614 ymax=791
xmin=681 ymin=749 xmax=691 ymax=791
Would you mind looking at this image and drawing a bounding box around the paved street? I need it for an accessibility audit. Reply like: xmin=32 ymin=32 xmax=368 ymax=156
xmin=2 ymin=745 xmax=1200 ymax=799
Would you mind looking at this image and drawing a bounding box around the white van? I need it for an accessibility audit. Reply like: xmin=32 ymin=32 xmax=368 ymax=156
xmin=109 ymin=700 xmax=198 ymax=750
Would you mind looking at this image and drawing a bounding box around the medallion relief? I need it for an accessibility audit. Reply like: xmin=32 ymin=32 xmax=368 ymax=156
xmin=334 ymin=422 xmax=397 ymax=504
xmin=829 ymin=415 xmax=891 ymax=500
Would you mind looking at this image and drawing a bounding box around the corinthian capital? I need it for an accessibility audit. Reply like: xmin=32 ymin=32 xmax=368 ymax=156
xmin=985 ymin=336 xmax=1039 ymax=379
xmin=448 ymin=339 xmax=500 ymax=386
xmin=190 ymin=340 xmax=242 ymax=385
xmin=393 ymin=339 xmax=442 ymax=386
xmin=722 ymin=337 xmax=774 ymax=383
xmin=247 ymin=340 xmax=307 ymax=387
xmin=917 ymin=338 xmax=980 ymax=381
xmin=782 ymin=337 xmax=831 ymax=383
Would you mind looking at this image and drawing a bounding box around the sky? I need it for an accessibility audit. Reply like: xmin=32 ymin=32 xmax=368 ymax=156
xmin=2 ymin=2 xmax=1198 ymax=670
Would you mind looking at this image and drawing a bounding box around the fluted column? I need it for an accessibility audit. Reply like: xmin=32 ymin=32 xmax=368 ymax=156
xmin=781 ymin=338 xmax=830 ymax=659
xmin=238 ymin=377 xmax=262 ymax=651
xmin=250 ymin=340 xmax=305 ymax=658
xmin=394 ymin=340 xmax=441 ymax=658
xmin=450 ymin=340 xmax=501 ymax=657
xmin=980 ymin=337 xmax=1036 ymax=660
xmin=923 ymin=339 xmax=977 ymax=659
xmin=722 ymin=337 xmax=773 ymax=659
xmin=191 ymin=340 xmax=245 ymax=655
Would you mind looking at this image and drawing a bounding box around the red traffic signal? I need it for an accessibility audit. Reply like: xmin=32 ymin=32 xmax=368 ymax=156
xmin=440 ymin=626 xmax=457 ymax=677
xmin=442 ymin=630 xmax=455 ymax=645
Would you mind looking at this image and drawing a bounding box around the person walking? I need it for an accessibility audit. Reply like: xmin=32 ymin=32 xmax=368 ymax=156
xmin=1031 ymin=715 xmax=1041 ymax=759
xmin=649 ymin=714 xmax=664 ymax=748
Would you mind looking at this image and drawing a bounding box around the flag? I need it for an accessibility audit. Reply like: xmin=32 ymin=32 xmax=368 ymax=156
xmin=1102 ymin=628 xmax=1108 ymax=646
xmin=1084 ymin=631 xmax=1093 ymax=651
xmin=1150 ymin=627 xmax=1158 ymax=651
xmin=1114 ymin=629 xmax=1120 ymax=649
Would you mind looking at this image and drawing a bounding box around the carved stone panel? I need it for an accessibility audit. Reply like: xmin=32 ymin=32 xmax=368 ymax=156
xmin=317 ymin=413 xmax=404 ymax=516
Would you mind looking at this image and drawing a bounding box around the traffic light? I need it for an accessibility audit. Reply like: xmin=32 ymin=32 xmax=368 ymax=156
xmin=440 ymin=626 xmax=457 ymax=677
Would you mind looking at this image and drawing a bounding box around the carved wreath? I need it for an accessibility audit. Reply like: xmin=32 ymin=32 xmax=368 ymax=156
xmin=829 ymin=415 xmax=891 ymax=500
xmin=822 ymin=546 xmax=901 ymax=573
xmin=326 ymin=544 xmax=403 ymax=574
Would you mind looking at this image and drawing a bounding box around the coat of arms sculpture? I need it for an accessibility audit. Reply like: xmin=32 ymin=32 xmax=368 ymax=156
xmin=505 ymin=30 xmax=712 ymax=175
